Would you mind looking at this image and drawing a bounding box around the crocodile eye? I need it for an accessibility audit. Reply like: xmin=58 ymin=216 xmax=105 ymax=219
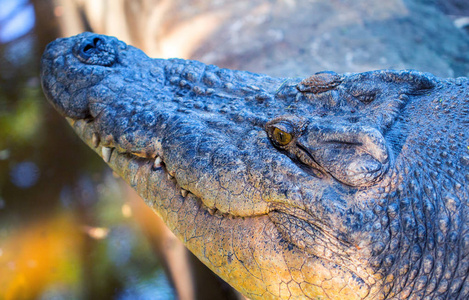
xmin=272 ymin=127 xmax=292 ymax=146
xmin=266 ymin=118 xmax=300 ymax=148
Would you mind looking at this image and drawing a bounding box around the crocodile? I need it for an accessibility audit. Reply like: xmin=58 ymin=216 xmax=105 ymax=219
xmin=41 ymin=32 xmax=469 ymax=299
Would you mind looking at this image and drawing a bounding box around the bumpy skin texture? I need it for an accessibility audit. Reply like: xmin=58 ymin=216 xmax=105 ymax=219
xmin=41 ymin=33 xmax=469 ymax=299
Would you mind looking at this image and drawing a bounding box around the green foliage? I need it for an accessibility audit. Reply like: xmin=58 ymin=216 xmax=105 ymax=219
xmin=0 ymin=86 xmax=44 ymax=149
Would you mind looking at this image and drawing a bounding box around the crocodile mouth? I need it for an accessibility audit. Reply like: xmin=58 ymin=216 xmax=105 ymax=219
xmin=67 ymin=117 xmax=271 ymax=221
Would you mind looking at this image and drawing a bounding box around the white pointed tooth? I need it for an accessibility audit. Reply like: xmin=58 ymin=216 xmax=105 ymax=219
xmin=181 ymin=189 xmax=188 ymax=197
xmin=153 ymin=156 xmax=162 ymax=169
xmin=102 ymin=147 xmax=113 ymax=163
xmin=208 ymin=208 xmax=216 ymax=215
xmin=92 ymin=133 xmax=100 ymax=148
xmin=167 ymin=173 xmax=173 ymax=180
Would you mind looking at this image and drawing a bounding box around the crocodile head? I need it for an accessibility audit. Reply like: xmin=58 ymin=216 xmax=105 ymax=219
xmin=41 ymin=33 xmax=469 ymax=299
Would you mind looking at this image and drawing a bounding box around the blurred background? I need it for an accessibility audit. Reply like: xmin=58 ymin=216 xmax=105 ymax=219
xmin=1 ymin=0 xmax=469 ymax=299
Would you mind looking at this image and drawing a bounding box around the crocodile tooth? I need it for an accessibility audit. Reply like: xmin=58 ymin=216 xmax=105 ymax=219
xmin=208 ymin=207 xmax=216 ymax=215
xmin=153 ymin=156 xmax=162 ymax=169
xmin=102 ymin=147 xmax=113 ymax=162
xmin=181 ymin=189 xmax=188 ymax=197
xmin=92 ymin=133 xmax=100 ymax=148
xmin=167 ymin=173 xmax=173 ymax=180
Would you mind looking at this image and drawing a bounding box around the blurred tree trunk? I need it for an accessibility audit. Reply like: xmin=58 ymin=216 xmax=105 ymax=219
xmin=50 ymin=0 xmax=171 ymax=56
xmin=48 ymin=0 xmax=228 ymax=59
xmin=32 ymin=0 xmax=61 ymax=48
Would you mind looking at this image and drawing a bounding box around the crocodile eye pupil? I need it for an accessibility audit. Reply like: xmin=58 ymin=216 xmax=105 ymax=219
xmin=273 ymin=128 xmax=292 ymax=146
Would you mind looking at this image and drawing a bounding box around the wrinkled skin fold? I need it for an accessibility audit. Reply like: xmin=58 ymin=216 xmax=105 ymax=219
xmin=41 ymin=33 xmax=469 ymax=299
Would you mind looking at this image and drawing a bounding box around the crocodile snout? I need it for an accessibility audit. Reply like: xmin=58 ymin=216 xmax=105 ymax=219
xmin=41 ymin=33 xmax=121 ymax=119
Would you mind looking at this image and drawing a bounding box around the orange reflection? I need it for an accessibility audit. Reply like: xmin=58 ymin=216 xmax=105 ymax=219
xmin=0 ymin=212 xmax=83 ymax=300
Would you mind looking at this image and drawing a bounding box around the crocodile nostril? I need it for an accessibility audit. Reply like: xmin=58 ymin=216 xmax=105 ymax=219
xmin=74 ymin=35 xmax=117 ymax=66
xmin=83 ymin=44 xmax=93 ymax=53
xmin=81 ymin=37 xmax=103 ymax=55
xmin=83 ymin=42 xmax=93 ymax=52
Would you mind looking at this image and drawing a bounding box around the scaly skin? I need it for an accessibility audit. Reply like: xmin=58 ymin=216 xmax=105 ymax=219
xmin=41 ymin=33 xmax=469 ymax=299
